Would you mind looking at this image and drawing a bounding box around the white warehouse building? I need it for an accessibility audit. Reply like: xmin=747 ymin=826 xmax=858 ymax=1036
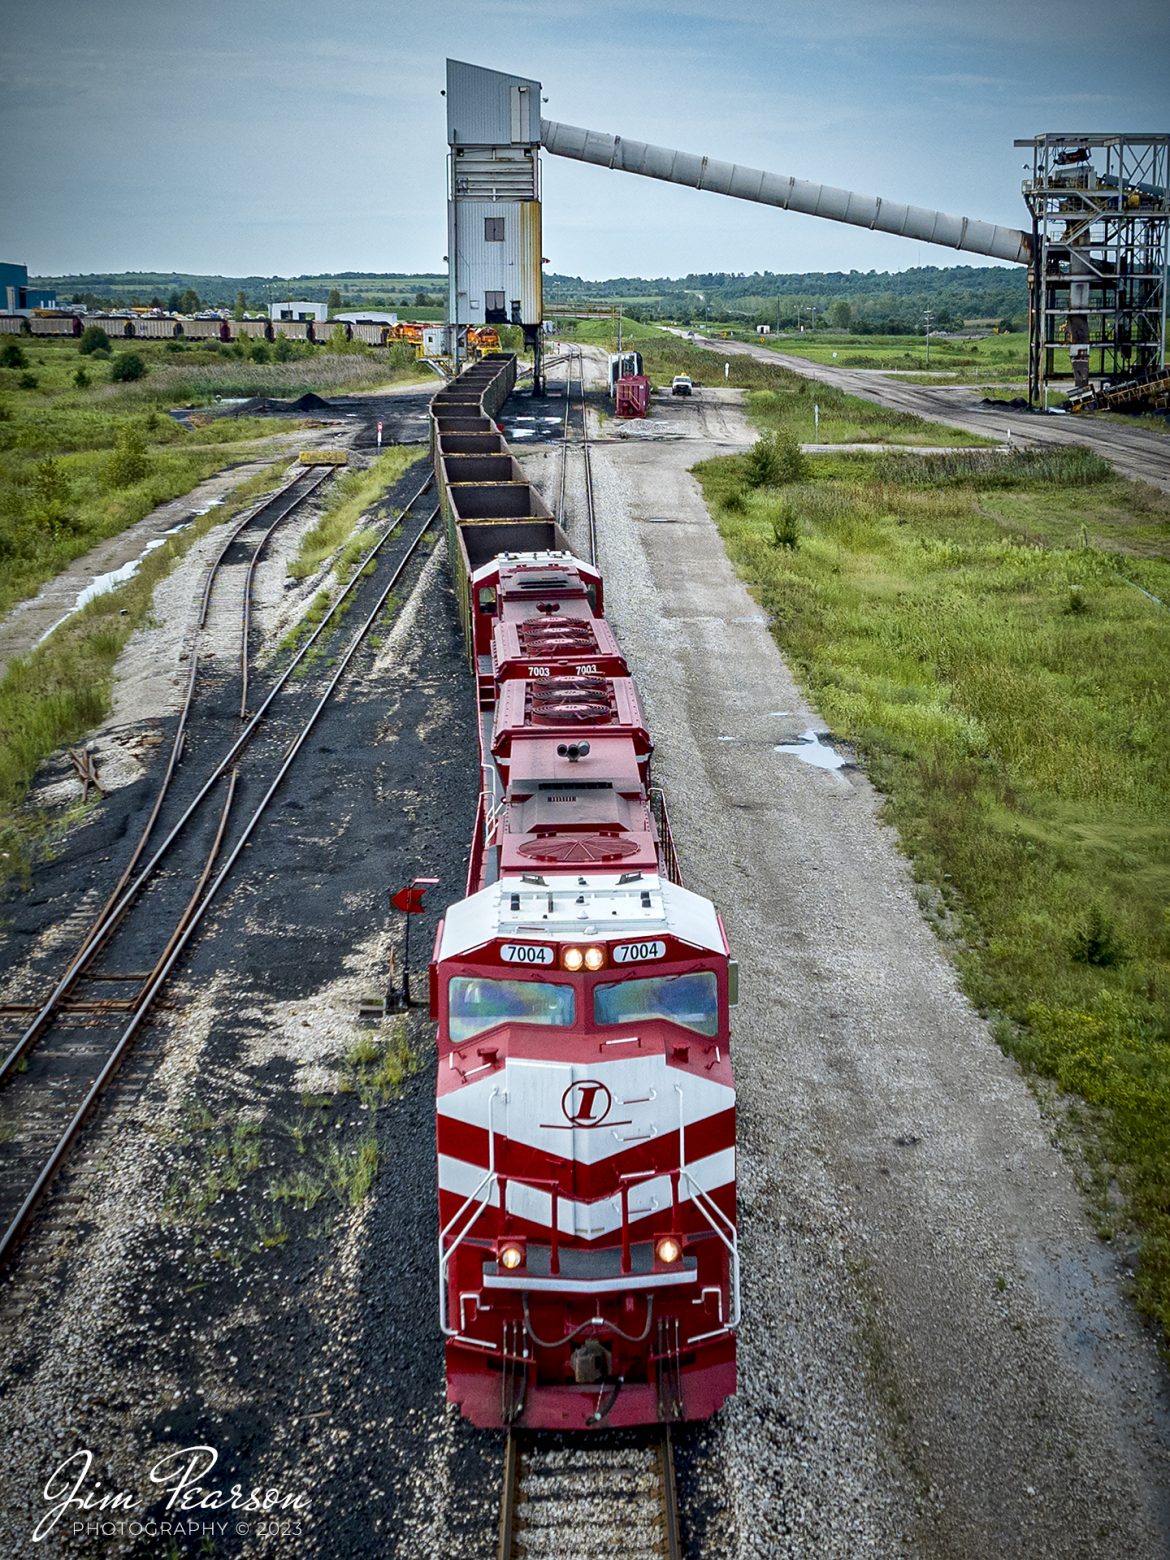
xmin=269 ymin=301 xmax=326 ymax=322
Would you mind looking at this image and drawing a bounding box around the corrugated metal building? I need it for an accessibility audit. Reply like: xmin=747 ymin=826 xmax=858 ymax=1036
xmin=334 ymin=310 xmax=398 ymax=324
xmin=445 ymin=59 xmax=544 ymax=380
xmin=1 ymin=262 xmax=57 ymax=312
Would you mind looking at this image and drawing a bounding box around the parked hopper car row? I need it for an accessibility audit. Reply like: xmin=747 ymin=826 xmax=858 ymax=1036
xmin=429 ymin=354 xmax=739 ymax=1431
xmin=0 ymin=315 xmax=503 ymax=351
xmin=0 ymin=313 xmax=402 ymax=346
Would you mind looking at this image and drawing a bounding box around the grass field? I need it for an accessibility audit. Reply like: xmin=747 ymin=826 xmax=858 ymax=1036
xmin=695 ymin=438 xmax=1170 ymax=1336
xmin=0 ymin=333 xmax=428 ymax=884
xmin=747 ymin=329 xmax=1030 ymax=383
xmin=0 ymin=337 xmax=425 ymax=619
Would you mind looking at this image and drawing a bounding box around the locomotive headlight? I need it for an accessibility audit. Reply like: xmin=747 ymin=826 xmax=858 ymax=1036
xmin=499 ymin=1243 xmax=525 ymax=1271
xmin=655 ymin=1236 xmax=683 ymax=1265
xmin=583 ymin=945 xmax=605 ymax=971
xmin=562 ymin=946 xmax=585 ymax=971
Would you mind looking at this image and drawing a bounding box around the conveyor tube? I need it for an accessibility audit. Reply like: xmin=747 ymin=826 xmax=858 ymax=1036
xmin=541 ymin=119 xmax=1031 ymax=267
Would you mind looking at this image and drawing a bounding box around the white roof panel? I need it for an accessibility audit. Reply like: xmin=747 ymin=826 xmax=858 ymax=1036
xmin=438 ymin=872 xmax=725 ymax=961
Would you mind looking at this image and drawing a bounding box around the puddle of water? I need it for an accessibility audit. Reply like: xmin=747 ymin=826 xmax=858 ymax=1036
xmin=645 ymin=515 xmax=676 ymax=524
xmin=717 ymin=735 xmax=736 ymax=743
xmin=36 ymin=521 xmax=193 ymax=647
xmin=191 ymin=497 xmax=226 ymax=516
xmin=774 ymin=728 xmax=848 ymax=772
xmin=509 ymin=428 xmax=536 ymax=440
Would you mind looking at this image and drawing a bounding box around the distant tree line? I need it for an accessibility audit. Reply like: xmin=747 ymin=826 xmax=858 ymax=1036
xmin=37 ymin=264 xmax=1028 ymax=331
xmin=548 ymin=265 xmax=1028 ymax=331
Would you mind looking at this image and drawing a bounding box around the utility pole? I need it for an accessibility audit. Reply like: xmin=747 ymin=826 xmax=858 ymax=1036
xmin=923 ymin=307 xmax=934 ymax=369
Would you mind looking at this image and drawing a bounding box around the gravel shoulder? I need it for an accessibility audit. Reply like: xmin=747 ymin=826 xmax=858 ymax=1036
xmin=518 ymin=344 xmax=1170 ymax=1559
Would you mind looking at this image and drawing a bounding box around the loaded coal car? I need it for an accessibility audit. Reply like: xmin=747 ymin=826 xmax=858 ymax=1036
xmin=428 ymin=355 xmax=739 ymax=1430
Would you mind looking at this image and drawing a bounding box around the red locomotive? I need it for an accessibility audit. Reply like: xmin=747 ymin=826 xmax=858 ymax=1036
xmin=428 ymin=357 xmax=738 ymax=1430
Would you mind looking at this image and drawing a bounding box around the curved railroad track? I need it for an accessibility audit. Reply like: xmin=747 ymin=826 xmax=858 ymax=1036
xmin=0 ymin=470 xmax=438 ymax=1269
xmin=498 ymin=1426 xmax=682 ymax=1560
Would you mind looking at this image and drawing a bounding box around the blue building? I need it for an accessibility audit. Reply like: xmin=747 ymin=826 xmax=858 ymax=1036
xmin=1 ymin=262 xmax=58 ymax=312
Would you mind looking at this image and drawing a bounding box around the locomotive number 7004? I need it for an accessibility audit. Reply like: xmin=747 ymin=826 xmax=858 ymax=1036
xmin=612 ymin=940 xmax=667 ymax=964
xmin=500 ymin=943 xmax=555 ymax=965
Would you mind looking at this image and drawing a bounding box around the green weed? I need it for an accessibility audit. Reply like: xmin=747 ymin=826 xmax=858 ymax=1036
xmin=319 ymin=1130 xmax=380 ymax=1207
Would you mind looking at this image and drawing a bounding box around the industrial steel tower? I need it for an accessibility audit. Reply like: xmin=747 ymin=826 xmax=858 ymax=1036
xmin=1016 ymin=134 xmax=1169 ymax=405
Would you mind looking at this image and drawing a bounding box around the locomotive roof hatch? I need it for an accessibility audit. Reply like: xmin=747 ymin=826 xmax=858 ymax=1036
xmin=436 ymin=871 xmax=726 ymax=960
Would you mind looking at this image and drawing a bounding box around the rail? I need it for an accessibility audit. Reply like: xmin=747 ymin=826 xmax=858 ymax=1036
xmin=438 ymin=1087 xmax=502 ymax=1337
xmin=0 ymin=482 xmax=439 ymax=1269
xmin=649 ymin=786 xmax=682 ymax=885
xmin=497 ymin=1424 xmax=682 ymax=1560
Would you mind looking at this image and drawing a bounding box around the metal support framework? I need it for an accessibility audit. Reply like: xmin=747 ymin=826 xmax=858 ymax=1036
xmin=1016 ymin=133 xmax=1170 ymax=404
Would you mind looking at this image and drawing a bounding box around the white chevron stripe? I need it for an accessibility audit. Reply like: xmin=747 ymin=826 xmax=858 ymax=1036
xmin=438 ymin=1145 xmax=735 ymax=1241
xmin=438 ymin=1053 xmax=733 ymax=1167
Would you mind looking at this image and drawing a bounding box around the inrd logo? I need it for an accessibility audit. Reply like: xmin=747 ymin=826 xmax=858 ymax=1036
xmin=561 ymin=1079 xmax=613 ymax=1128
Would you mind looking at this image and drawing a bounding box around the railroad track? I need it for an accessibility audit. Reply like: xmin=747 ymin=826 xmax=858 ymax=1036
xmin=555 ymin=346 xmax=598 ymax=566
xmin=498 ymin=1426 xmax=682 ymax=1560
xmin=0 ymin=470 xmax=438 ymax=1269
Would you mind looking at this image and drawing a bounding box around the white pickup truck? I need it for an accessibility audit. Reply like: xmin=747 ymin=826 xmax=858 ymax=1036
xmin=671 ymin=375 xmax=693 ymax=396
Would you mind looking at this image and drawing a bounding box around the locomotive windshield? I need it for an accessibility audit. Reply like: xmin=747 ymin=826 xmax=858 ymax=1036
xmin=593 ymin=971 xmax=719 ymax=1037
xmin=448 ymin=976 xmax=575 ymax=1043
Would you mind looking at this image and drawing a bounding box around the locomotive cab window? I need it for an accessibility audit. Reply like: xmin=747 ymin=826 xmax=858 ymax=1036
xmin=448 ymin=976 xmax=575 ymax=1043
xmin=593 ymin=971 xmax=719 ymax=1037
xmin=477 ymin=586 xmax=497 ymax=615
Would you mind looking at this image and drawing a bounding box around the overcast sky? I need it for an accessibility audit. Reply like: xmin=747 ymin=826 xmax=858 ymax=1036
xmin=3 ymin=0 xmax=1167 ymax=281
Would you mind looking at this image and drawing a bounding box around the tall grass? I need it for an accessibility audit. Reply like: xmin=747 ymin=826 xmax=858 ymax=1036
xmin=115 ymin=346 xmax=420 ymax=404
xmin=872 ymin=445 xmax=1114 ymax=489
xmin=287 ymin=447 xmax=425 ymax=582
xmin=696 ymin=447 xmax=1170 ymax=1335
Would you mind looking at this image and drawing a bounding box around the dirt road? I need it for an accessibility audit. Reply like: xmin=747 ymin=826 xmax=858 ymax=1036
xmin=519 ymin=346 xmax=1170 ymax=1559
xmin=685 ymin=332 xmax=1170 ymax=492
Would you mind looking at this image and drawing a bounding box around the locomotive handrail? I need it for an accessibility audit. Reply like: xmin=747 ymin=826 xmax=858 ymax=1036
xmin=675 ymin=1083 xmax=740 ymax=1332
xmin=439 ymin=1086 xmax=502 ymax=1337
xmin=649 ymin=786 xmax=682 ymax=885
